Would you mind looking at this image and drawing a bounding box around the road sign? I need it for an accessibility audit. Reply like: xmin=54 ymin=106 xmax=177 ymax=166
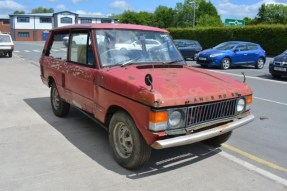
xmin=224 ymin=18 xmax=245 ymax=26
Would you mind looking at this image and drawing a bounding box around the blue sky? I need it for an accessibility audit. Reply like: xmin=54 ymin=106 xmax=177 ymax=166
xmin=0 ymin=0 xmax=287 ymax=19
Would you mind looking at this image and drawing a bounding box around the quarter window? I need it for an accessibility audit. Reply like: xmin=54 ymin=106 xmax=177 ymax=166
xmin=48 ymin=32 xmax=69 ymax=60
xmin=247 ymin=45 xmax=258 ymax=50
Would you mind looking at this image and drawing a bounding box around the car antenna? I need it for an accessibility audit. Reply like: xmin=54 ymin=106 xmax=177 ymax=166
xmin=242 ymin=72 xmax=246 ymax=83
xmin=145 ymin=74 xmax=154 ymax=92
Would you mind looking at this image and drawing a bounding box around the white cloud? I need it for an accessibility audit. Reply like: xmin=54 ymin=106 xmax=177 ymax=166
xmin=71 ymin=0 xmax=83 ymax=4
xmin=47 ymin=0 xmax=58 ymax=2
xmin=109 ymin=0 xmax=132 ymax=12
xmin=217 ymin=0 xmax=287 ymax=19
xmin=75 ymin=10 xmax=103 ymax=16
xmin=56 ymin=4 xmax=66 ymax=11
xmin=0 ymin=0 xmax=25 ymax=14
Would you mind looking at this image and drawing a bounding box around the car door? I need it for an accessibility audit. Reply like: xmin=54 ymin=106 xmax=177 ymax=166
xmin=64 ymin=30 xmax=96 ymax=113
xmin=232 ymin=44 xmax=249 ymax=65
xmin=246 ymin=44 xmax=260 ymax=63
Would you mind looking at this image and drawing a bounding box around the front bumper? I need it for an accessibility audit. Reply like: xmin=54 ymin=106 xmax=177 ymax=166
xmin=151 ymin=114 xmax=254 ymax=149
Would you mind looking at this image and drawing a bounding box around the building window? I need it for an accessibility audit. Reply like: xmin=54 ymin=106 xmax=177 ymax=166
xmin=61 ymin=17 xmax=72 ymax=24
xmin=40 ymin=17 xmax=52 ymax=23
xmin=3 ymin=20 xmax=10 ymax=25
xmin=17 ymin=17 xmax=30 ymax=23
xmin=18 ymin=32 xmax=30 ymax=38
xmin=80 ymin=19 xmax=92 ymax=23
xmin=101 ymin=19 xmax=112 ymax=23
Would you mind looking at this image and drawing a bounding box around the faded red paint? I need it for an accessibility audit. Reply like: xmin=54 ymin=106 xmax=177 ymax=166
xmin=40 ymin=23 xmax=253 ymax=146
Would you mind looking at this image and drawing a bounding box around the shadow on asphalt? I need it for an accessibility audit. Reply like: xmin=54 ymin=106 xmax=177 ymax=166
xmin=24 ymin=97 xmax=221 ymax=179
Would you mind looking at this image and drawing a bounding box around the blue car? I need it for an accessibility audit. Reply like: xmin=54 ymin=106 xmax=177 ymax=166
xmin=196 ymin=41 xmax=266 ymax=69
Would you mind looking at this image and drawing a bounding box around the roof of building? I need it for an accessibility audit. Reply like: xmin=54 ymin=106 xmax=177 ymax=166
xmin=0 ymin=15 xmax=9 ymax=19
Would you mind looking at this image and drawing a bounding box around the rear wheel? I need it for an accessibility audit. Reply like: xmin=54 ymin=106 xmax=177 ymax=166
xmin=109 ymin=111 xmax=151 ymax=169
xmin=255 ymin=58 xmax=265 ymax=69
xmin=221 ymin=58 xmax=231 ymax=70
xmin=50 ymin=83 xmax=70 ymax=117
xmin=204 ymin=131 xmax=232 ymax=147
xmin=8 ymin=51 xmax=12 ymax=58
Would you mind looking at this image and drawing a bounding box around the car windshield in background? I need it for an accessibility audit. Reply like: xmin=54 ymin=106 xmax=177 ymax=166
xmin=214 ymin=42 xmax=238 ymax=50
xmin=95 ymin=29 xmax=183 ymax=67
xmin=0 ymin=35 xmax=11 ymax=43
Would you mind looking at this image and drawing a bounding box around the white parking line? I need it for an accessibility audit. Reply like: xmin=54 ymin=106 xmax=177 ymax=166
xmin=33 ymin=50 xmax=40 ymax=52
xmin=254 ymin=97 xmax=287 ymax=106
xmin=14 ymin=50 xmax=20 ymax=53
xmin=209 ymin=70 xmax=287 ymax=84
xmin=24 ymin=50 xmax=30 ymax=53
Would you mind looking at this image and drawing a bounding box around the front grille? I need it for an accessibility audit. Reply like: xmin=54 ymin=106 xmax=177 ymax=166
xmin=274 ymin=62 xmax=287 ymax=67
xmin=186 ymin=99 xmax=237 ymax=127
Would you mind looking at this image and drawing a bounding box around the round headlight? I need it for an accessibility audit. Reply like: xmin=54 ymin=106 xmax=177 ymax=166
xmin=169 ymin=110 xmax=182 ymax=128
xmin=237 ymin=99 xmax=245 ymax=112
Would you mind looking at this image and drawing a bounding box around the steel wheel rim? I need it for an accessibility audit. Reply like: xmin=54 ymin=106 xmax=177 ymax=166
xmin=257 ymin=59 xmax=264 ymax=68
xmin=52 ymin=88 xmax=60 ymax=110
xmin=113 ymin=122 xmax=133 ymax=159
xmin=222 ymin=59 xmax=230 ymax=69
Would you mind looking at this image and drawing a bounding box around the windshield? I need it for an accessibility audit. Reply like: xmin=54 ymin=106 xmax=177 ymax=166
xmin=0 ymin=35 xmax=11 ymax=43
xmin=95 ymin=29 xmax=183 ymax=67
xmin=214 ymin=42 xmax=238 ymax=50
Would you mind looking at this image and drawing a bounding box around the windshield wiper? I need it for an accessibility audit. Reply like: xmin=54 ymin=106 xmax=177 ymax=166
xmin=165 ymin=59 xmax=185 ymax=64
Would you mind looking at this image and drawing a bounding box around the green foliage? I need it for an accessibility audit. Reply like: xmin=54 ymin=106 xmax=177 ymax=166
xmin=31 ymin=7 xmax=54 ymax=13
xmin=154 ymin=6 xmax=176 ymax=28
xmin=168 ymin=25 xmax=287 ymax=55
xmin=197 ymin=14 xmax=223 ymax=27
xmin=13 ymin=11 xmax=25 ymax=14
xmin=256 ymin=4 xmax=287 ymax=24
xmin=119 ymin=10 xmax=155 ymax=26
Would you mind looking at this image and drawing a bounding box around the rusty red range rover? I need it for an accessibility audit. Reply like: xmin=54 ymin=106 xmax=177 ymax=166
xmin=40 ymin=23 xmax=254 ymax=169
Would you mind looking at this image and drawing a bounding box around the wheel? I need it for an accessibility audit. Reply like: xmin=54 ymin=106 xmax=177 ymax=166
xmin=255 ymin=58 xmax=265 ymax=69
xmin=221 ymin=58 xmax=231 ymax=70
xmin=109 ymin=111 xmax=151 ymax=169
xmin=8 ymin=51 xmax=12 ymax=58
xmin=204 ymin=131 xmax=232 ymax=147
xmin=50 ymin=83 xmax=70 ymax=117
xmin=271 ymin=74 xmax=281 ymax=79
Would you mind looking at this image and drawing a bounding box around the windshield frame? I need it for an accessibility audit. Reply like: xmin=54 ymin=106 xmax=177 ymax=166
xmin=94 ymin=29 xmax=185 ymax=68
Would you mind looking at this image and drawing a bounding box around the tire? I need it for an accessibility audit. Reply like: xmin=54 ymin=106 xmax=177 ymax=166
xmin=271 ymin=74 xmax=281 ymax=79
xmin=109 ymin=111 xmax=151 ymax=169
xmin=221 ymin=58 xmax=231 ymax=70
xmin=204 ymin=131 xmax=232 ymax=147
xmin=50 ymin=83 xmax=70 ymax=117
xmin=8 ymin=51 xmax=12 ymax=58
xmin=200 ymin=64 xmax=208 ymax=68
xmin=255 ymin=58 xmax=265 ymax=69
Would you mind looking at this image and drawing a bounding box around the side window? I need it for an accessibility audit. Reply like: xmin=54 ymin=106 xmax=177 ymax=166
xmin=237 ymin=45 xmax=247 ymax=51
xmin=69 ymin=32 xmax=95 ymax=66
xmin=48 ymin=32 xmax=69 ymax=60
xmin=247 ymin=44 xmax=258 ymax=50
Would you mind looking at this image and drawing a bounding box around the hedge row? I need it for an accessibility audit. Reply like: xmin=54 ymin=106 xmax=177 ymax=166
xmin=168 ymin=25 xmax=287 ymax=56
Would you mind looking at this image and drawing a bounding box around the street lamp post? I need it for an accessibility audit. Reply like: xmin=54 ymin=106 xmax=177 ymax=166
xmin=190 ymin=0 xmax=196 ymax=27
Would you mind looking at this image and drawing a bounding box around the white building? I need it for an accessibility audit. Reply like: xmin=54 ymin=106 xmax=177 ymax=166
xmin=9 ymin=11 xmax=117 ymax=41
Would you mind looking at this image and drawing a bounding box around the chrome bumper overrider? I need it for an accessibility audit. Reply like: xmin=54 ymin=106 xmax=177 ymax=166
xmin=151 ymin=114 xmax=254 ymax=149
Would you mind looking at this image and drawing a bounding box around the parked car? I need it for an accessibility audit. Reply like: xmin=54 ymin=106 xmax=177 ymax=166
xmin=40 ymin=24 xmax=254 ymax=169
xmin=0 ymin=33 xmax=14 ymax=57
xmin=115 ymin=39 xmax=161 ymax=51
xmin=196 ymin=41 xmax=266 ymax=69
xmin=174 ymin=39 xmax=202 ymax=60
xmin=269 ymin=50 xmax=287 ymax=78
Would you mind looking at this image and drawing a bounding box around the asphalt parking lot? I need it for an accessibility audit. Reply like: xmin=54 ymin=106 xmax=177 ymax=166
xmin=0 ymin=46 xmax=286 ymax=190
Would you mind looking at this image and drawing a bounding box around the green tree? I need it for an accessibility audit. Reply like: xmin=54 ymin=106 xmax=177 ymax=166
xmin=119 ymin=11 xmax=155 ymax=26
xmin=13 ymin=11 xmax=25 ymax=14
xmin=256 ymin=3 xmax=287 ymax=24
xmin=154 ymin=6 xmax=176 ymax=28
xmin=31 ymin=7 xmax=54 ymax=13
xmin=197 ymin=14 xmax=223 ymax=27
